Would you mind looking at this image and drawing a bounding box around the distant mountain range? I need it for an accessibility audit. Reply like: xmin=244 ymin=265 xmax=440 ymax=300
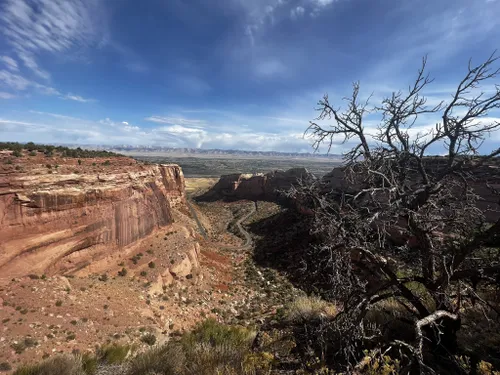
xmin=57 ymin=144 xmax=342 ymax=159
xmin=101 ymin=146 xmax=343 ymax=159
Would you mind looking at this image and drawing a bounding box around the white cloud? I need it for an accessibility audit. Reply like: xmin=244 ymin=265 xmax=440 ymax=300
xmin=314 ymin=0 xmax=335 ymax=6
xmin=145 ymin=116 xmax=206 ymax=127
xmin=0 ymin=68 xmax=94 ymax=102
xmin=63 ymin=93 xmax=95 ymax=103
xmin=0 ymin=56 xmax=18 ymax=71
xmin=291 ymin=6 xmax=305 ymax=19
xmin=0 ymin=92 xmax=16 ymax=99
xmin=122 ymin=121 xmax=129 ymax=125
xmin=17 ymin=51 xmax=50 ymax=80
xmin=0 ymin=70 xmax=31 ymax=90
xmin=0 ymin=111 xmax=325 ymax=152
xmin=1 ymin=0 xmax=104 ymax=79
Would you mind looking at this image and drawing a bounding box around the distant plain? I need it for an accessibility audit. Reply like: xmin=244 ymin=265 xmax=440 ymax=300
xmin=132 ymin=154 xmax=341 ymax=178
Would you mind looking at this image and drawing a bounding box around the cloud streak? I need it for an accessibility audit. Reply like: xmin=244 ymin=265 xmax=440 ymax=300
xmin=1 ymin=0 xmax=104 ymax=78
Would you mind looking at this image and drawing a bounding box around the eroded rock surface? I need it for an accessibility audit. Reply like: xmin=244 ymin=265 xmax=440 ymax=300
xmin=197 ymin=168 xmax=312 ymax=202
xmin=0 ymin=160 xmax=186 ymax=282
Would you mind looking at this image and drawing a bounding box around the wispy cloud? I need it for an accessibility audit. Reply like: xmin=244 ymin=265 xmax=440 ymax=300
xmin=0 ymin=69 xmax=94 ymax=102
xmin=290 ymin=6 xmax=305 ymax=19
xmin=145 ymin=116 xmax=206 ymax=127
xmin=0 ymin=0 xmax=104 ymax=102
xmin=0 ymin=111 xmax=322 ymax=152
xmin=0 ymin=92 xmax=16 ymax=99
xmin=62 ymin=93 xmax=96 ymax=103
xmin=0 ymin=56 xmax=18 ymax=71
xmin=1 ymin=0 xmax=105 ymax=79
xmin=0 ymin=70 xmax=31 ymax=91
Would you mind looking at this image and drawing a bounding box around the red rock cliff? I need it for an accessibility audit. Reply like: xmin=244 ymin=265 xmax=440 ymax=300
xmin=0 ymin=163 xmax=186 ymax=282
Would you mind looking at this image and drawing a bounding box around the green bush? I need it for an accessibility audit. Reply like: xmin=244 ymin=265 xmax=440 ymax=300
xmin=97 ymin=344 xmax=130 ymax=364
xmin=127 ymin=343 xmax=185 ymax=375
xmin=118 ymin=268 xmax=127 ymax=277
xmin=81 ymin=354 xmax=97 ymax=375
xmin=140 ymin=333 xmax=156 ymax=346
xmin=181 ymin=319 xmax=256 ymax=375
xmin=0 ymin=362 xmax=12 ymax=372
xmin=13 ymin=355 xmax=86 ymax=375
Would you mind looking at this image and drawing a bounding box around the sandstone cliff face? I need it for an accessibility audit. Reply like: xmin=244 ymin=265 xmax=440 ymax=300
xmin=198 ymin=168 xmax=311 ymax=202
xmin=0 ymin=164 xmax=186 ymax=282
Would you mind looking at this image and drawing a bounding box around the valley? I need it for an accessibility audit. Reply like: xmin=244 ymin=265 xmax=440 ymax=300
xmin=0 ymin=147 xmax=303 ymax=373
xmin=1 ymin=144 xmax=500 ymax=374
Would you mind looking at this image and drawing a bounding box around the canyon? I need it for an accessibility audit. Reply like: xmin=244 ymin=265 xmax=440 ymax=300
xmin=0 ymin=149 xmax=297 ymax=371
xmin=0 ymin=156 xmax=187 ymax=283
xmin=196 ymin=167 xmax=312 ymax=202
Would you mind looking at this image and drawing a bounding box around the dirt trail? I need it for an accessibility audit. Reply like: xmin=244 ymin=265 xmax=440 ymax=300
xmin=189 ymin=199 xmax=257 ymax=251
xmin=187 ymin=200 xmax=208 ymax=240
xmin=223 ymin=202 xmax=257 ymax=250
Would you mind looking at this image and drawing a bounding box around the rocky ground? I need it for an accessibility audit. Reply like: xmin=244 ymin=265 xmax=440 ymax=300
xmin=0 ymin=175 xmax=301 ymax=373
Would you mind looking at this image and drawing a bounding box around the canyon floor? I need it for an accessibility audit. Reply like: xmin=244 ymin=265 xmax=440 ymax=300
xmin=0 ymin=172 xmax=301 ymax=372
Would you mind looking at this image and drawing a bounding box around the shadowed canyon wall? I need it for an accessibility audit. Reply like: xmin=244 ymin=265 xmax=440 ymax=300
xmin=0 ymin=164 xmax=186 ymax=282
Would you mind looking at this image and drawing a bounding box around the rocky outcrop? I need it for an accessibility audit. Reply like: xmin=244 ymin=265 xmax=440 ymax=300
xmin=197 ymin=168 xmax=312 ymax=202
xmin=321 ymin=160 xmax=500 ymax=222
xmin=0 ymin=164 xmax=186 ymax=282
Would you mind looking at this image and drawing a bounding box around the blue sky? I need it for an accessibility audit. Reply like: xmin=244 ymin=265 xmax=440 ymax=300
xmin=0 ymin=0 xmax=499 ymax=153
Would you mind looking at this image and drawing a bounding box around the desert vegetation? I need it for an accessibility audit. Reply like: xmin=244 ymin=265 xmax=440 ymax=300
xmin=0 ymin=142 xmax=121 ymax=158
xmin=4 ymin=55 xmax=500 ymax=375
xmin=284 ymin=53 xmax=500 ymax=373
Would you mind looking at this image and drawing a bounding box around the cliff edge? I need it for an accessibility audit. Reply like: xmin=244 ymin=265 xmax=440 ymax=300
xmin=0 ymin=152 xmax=187 ymax=282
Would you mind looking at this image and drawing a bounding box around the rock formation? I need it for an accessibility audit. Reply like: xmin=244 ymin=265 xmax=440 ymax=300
xmin=197 ymin=168 xmax=312 ymax=202
xmin=0 ymin=163 xmax=187 ymax=282
xmin=322 ymin=160 xmax=500 ymax=222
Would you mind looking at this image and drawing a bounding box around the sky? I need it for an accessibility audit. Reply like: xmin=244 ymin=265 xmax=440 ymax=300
xmin=0 ymin=0 xmax=499 ymax=153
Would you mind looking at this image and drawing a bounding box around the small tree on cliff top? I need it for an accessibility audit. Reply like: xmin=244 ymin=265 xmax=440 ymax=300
xmin=291 ymin=53 xmax=500 ymax=373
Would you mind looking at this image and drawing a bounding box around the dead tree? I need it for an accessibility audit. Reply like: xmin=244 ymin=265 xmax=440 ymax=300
xmin=292 ymin=53 xmax=500 ymax=373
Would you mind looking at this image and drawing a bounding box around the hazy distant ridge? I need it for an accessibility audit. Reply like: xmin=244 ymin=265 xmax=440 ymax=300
xmin=103 ymin=146 xmax=342 ymax=159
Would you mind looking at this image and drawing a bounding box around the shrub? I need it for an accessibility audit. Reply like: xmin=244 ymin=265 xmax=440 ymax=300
xmin=118 ymin=268 xmax=127 ymax=277
xmin=13 ymin=355 xmax=86 ymax=375
xmin=0 ymin=362 xmax=11 ymax=372
xmin=29 ymin=151 xmax=37 ymax=157
xmin=127 ymin=343 xmax=185 ymax=375
xmin=286 ymin=295 xmax=337 ymax=323
xmin=12 ymin=149 xmax=22 ymax=157
xmin=11 ymin=341 xmax=26 ymax=354
xmin=97 ymin=344 xmax=131 ymax=364
xmin=148 ymin=261 xmax=155 ymax=269
xmin=181 ymin=319 xmax=256 ymax=375
xmin=81 ymin=353 xmax=97 ymax=375
xmin=140 ymin=271 xmax=147 ymax=277
xmin=55 ymin=300 xmax=63 ymax=307
xmin=355 ymin=350 xmax=401 ymax=374
xmin=140 ymin=333 xmax=156 ymax=346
